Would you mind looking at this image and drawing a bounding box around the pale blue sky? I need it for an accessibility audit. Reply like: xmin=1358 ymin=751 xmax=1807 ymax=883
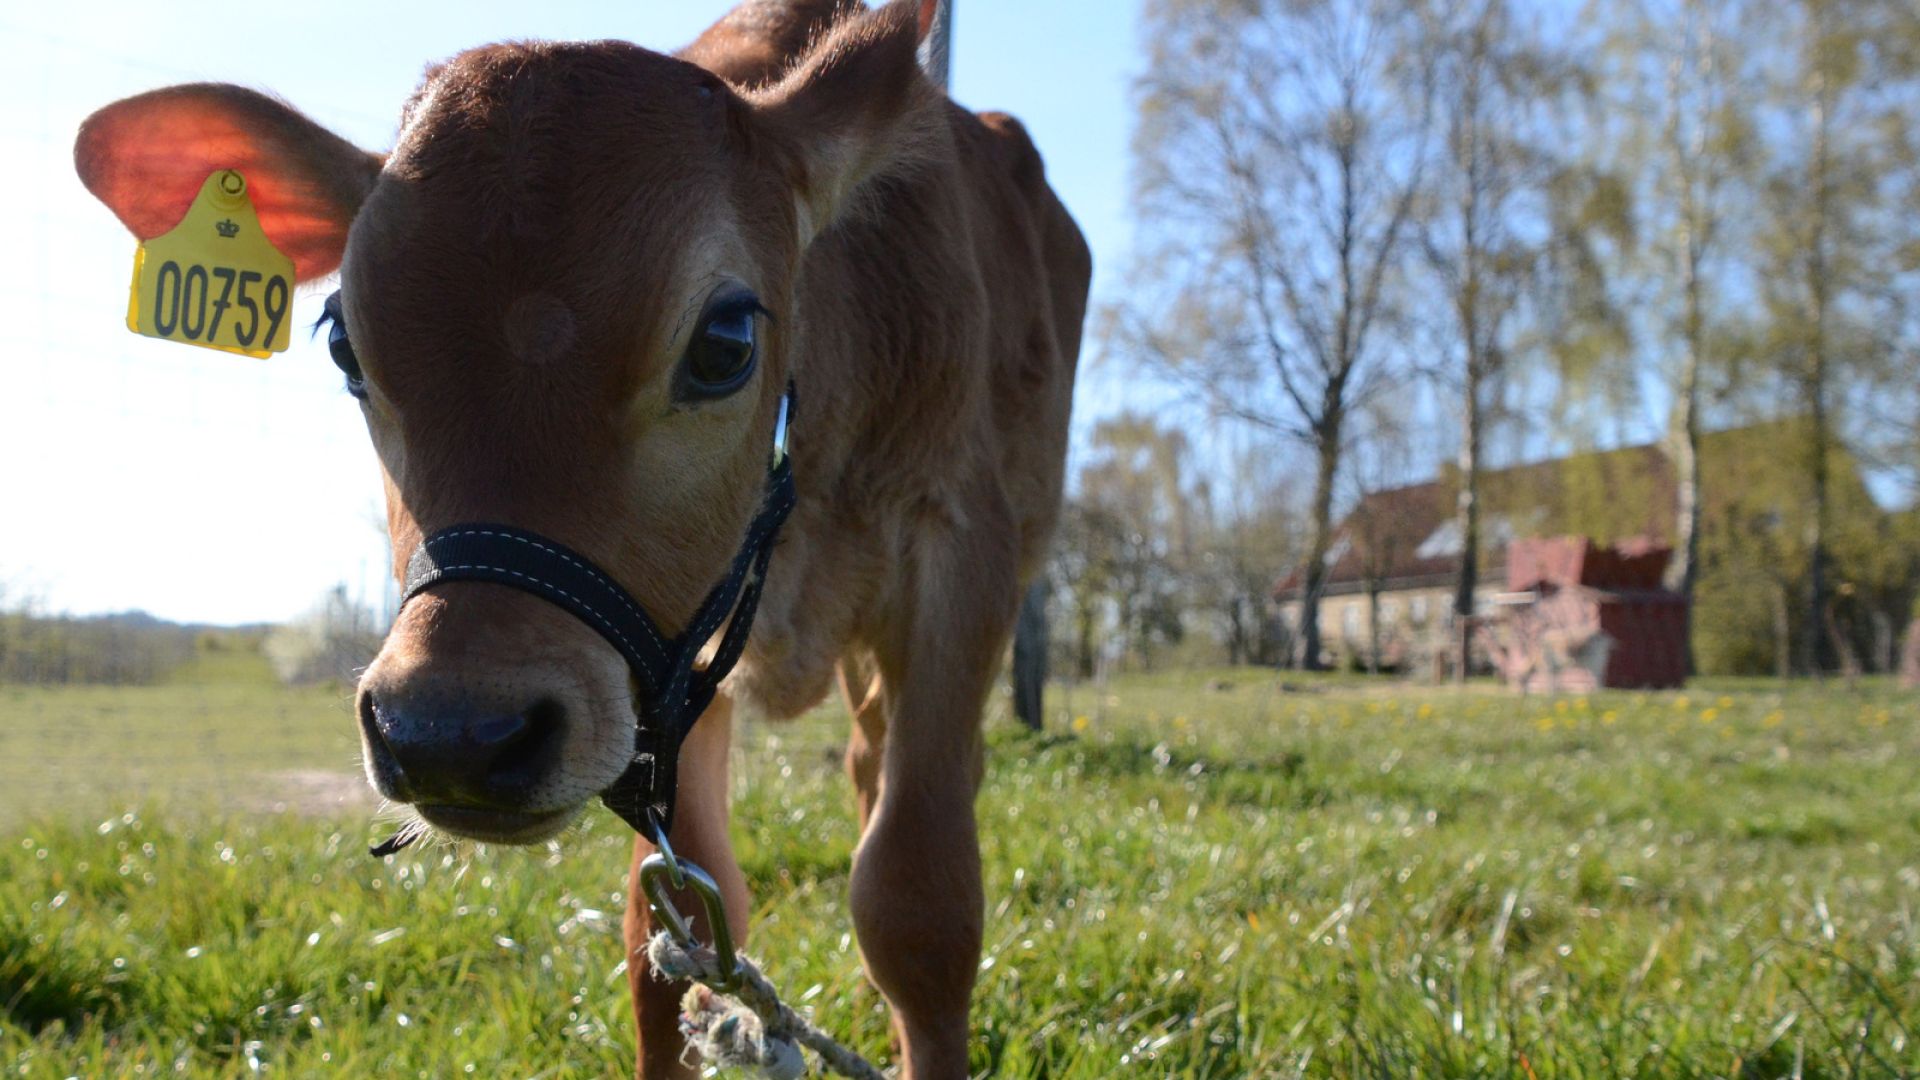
xmin=0 ymin=2 xmax=1139 ymax=624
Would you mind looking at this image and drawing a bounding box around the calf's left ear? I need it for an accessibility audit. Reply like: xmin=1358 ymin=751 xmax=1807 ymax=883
xmin=75 ymin=84 xmax=382 ymax=282
xmin=750 ymin=0 xmax=946 ymax=245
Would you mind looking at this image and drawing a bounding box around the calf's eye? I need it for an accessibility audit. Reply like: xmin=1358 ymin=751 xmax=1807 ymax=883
xmin=681 ymin=296 xmax=762 ymax=399
xmin=319 ymin=291 xmax=365 ymax=399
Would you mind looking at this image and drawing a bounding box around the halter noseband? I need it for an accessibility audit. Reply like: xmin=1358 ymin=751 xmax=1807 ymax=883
xmin=372 ymin=386 xmax=796 ymax=853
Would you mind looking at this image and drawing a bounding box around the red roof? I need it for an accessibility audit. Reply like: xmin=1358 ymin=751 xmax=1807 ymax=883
xmin=1274 ymin=443 xmax=1677 ymax=600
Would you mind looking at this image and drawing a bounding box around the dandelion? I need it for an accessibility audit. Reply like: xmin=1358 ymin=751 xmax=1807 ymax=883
xmin=1417 ymin=703 xmax=1435 ymax=720
xmin=1700 ymin=707 xmax=1719 ymax=723
xmin=1071 ymin=715 xmax=1090 ymax=734
xmin=1762 ymin=711 xmax=1784 ymax=728
xmin=1535 ymin=717 xmax=1555 ymax=733
xmin=1673 ymin=695 xmax=1691 ymax=710
xmin=1247 ymin=911 xmax=1262 ymax=932
xmin=1600 ymin=710 xmax=1618 ymax=725
xmin=1555 ymin=700 xmax=1569 ymax=715
xmin=1717 ymin=696 xmax=1734 ymax=710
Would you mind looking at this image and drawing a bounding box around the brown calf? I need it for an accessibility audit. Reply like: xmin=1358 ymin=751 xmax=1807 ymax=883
xmin=75 ymin=1 xmax=1087 ymax=1075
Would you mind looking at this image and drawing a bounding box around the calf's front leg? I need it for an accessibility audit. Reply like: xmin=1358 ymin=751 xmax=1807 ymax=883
xmin=848 ymin=719 xmax=984 ymax=1079
xmin=850 ymin=529 xmax=1015 ymax=1079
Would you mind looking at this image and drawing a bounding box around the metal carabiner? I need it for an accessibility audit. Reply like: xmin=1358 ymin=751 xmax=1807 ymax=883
xmin=638 ymin=821 xmax=741 ymax=992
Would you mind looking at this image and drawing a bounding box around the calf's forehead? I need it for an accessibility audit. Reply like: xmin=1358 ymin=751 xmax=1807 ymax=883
xmin=342 ymin=40 xmax=753 ymax=374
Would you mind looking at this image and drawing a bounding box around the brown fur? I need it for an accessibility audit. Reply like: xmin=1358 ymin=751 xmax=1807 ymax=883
xmin=74 ymin=2 xmax=1087 ymax=1076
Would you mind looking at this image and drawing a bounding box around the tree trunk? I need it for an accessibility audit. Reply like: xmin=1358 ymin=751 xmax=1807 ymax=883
xmin=1365 ymin=581 xmax=1382 ymax=674
xmin=1665 ymin=246 xmax=1704 ymax=676
xmin=1073 ymin=599 xmax=1096 ymax=680
xmin=1453 ymin=370 xmax=1483 ymax=683
xmin=1011 ymin=580 xmax=1048 ymax=731
xmin=1298 ymin=427 xmax=1342 ymax=671
xmin=1225 ymin=595 xmax=1247 ymax=666
xmin=1823 ymin=596 xmax=1861 ymax=691
xmin=1773 ymin=579 xmax=1793 ymax=680
xmin=1803 ymin=392 xmax=1830 ymax=679
xmin=1899 ymin=616 xmax=1920 ymax=690
xmin=1800 ymin=83 xmax=1833 ymax=681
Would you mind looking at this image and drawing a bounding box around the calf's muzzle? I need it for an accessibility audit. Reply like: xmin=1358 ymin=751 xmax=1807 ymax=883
xmin=359 ymin=689 xmax=568 ymax=809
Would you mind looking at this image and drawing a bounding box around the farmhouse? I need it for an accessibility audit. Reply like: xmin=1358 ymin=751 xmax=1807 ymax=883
xmin=1273 ymin=419 xmax=1909 ymax=675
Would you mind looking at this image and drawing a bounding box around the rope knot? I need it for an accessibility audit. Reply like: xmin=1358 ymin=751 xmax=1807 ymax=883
xmin=680 ymin=985 xmax=807 ymax=1080
xmin=643 ymin=930 xmax=891 ymax=1080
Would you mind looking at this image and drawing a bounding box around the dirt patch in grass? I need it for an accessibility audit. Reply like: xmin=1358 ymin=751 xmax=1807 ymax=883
xmin=240 ymin=769 xmax=376 ymax=817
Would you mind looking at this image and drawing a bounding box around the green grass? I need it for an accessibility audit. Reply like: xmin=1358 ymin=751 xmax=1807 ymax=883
xmin=0 ymin=649 xmax=359 ymax=825
xmin=2 ymin=664 xmax=1916 ymax=1077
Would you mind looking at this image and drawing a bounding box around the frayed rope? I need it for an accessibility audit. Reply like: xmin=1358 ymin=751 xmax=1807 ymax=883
xmin=647 ymin=932 xmax=890 ymax=1080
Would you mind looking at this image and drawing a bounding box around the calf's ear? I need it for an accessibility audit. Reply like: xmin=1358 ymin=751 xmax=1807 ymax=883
xmin=75 ymin=84 xmax=382 ymax=283
xmin=750 ymin=0 xmax=945 ymax=245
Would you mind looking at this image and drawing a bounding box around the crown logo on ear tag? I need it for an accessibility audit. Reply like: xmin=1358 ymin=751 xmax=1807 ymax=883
xmin=126 ymin=170 xmax=296 ymax=358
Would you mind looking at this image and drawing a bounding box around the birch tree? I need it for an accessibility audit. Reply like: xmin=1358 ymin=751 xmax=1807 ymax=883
xmin=1111 ymin=0 xmax=1432 ymax=669
xmin=1417 ymin=0 xmax=1567 ymax=679
xmin=1745 ymin=0 xmax=1920 ymax=674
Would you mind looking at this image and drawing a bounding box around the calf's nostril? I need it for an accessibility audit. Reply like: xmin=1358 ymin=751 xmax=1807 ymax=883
xmin=478 ymin=696 xmax=567 ymax=794
xmin=469 ymin=713 xmax=528 ymax=749
xmin=524 ymin=697 xmax=565 ymax=732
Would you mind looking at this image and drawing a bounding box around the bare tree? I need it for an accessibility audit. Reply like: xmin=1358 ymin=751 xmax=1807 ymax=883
xmin=1110 ymin=0 xmax=1432 ymax=669
xmin=1344 ymin=399 xmax=1417 ymax=672
xmin=1417 ymin=0 xmax=1570 ymax=680
xmin=1590 ymin=0 xmax=1757 ymax=675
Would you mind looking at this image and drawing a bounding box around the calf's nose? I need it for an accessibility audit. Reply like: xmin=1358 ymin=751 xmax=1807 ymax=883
xmin=359 ymin=692 xmax=568 ymax=807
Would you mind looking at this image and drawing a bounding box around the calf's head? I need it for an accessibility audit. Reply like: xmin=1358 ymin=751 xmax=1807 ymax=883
xmin=75 ymin=2 xmax=939 ymax=843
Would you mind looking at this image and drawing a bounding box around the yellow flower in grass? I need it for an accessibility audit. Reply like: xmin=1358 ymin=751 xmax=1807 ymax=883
xmin=1071 ymin=715 xmax=1090 ymax=733
xmin=1535 ymin=717 xmax=1555 ymax=733
xmin=1417 ymin=703 xmax=1435 ymax=720
xmin=1600 ymin=710 xmax=1618 ymax=725
xmin=1717 ymin=696 xmax=1734 ymax=710
xmin=1673 ymin=695 xmax=1691 ymax=710
xmin=1762 ymin=711 xmax=1784 ymax=728
xmin=1700 ymin=707 xmax=1720 ymax=723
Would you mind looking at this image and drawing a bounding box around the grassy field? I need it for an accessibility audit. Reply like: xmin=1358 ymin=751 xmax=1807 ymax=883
xmin=1 ymin=658 xmax=1916 ymax=1078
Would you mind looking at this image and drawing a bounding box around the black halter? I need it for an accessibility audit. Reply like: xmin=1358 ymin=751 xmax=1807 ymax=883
xmin=371 ymin=386 xmax=796 ymax=854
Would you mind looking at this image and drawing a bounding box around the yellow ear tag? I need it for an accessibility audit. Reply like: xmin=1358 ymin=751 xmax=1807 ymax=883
xmin=126 ymin=169 xmax=296 ymax=358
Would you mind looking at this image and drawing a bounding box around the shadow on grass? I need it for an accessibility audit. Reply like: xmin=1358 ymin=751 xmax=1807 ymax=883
xmin=0 ymin=914 xmax=134 ymax=1035
xmin=1000 ymin=730 xmax=1326 ymax=810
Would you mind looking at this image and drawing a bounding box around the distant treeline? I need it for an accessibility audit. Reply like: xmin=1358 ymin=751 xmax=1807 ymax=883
xmin=0 ymin=608 xmax=206 ymax=685
xmin=0 ymin=584 xmax=383 ymax=688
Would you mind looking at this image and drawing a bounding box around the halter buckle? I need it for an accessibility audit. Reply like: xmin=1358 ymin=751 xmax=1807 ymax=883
xmin=770 ymin=389 xmax=792 ymax=468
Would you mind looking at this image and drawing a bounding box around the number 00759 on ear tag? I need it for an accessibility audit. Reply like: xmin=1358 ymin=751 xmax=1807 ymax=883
xmin=127 ymin=170 xmax=295 ymax=358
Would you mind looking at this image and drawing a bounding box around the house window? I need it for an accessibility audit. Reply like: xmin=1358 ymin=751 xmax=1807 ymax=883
xmin=1381 ymin=599 xmax=1399 ymax=624
xmin=1342 ymin=603 xmax=1360 ymax=639
xmin=1411 ymin=596 xmax=1428 ymax=624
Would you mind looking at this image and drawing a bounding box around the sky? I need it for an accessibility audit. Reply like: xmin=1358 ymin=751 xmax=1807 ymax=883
xmin=0 ymin=1 xmax=1140 ymax=625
